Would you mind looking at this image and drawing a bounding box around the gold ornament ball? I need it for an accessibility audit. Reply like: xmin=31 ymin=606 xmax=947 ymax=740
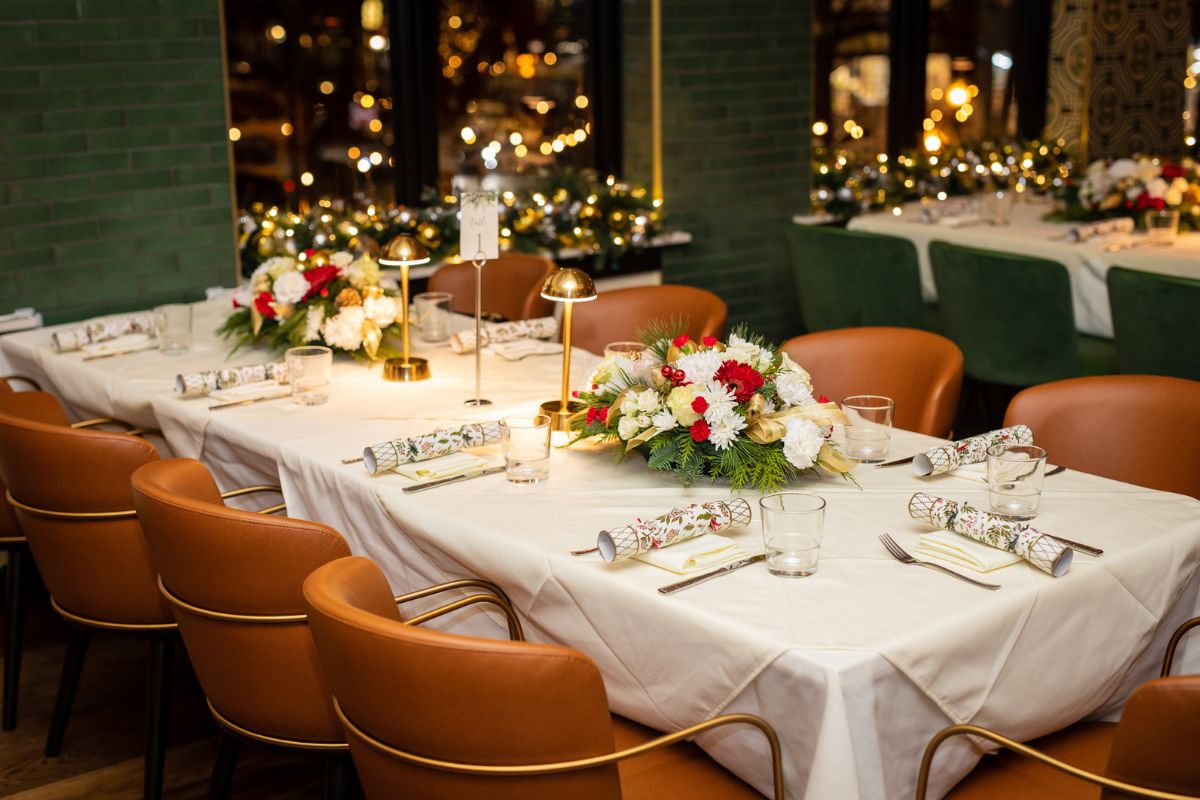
xmin=308 ymin=248 xmax=334 ymax=267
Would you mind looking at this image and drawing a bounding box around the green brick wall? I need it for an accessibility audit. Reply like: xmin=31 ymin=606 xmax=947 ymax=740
xmin=0 ymin=0 xmax=236 ymax=324
xmin=623 ymin=0 xmax=812 ymax=343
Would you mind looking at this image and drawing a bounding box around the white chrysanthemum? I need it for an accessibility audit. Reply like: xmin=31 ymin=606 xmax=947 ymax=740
xmin=636 ymin=388 xmax=660 ymax=413
xmin=272 ymin=271 xmax=309 ymax=304
xmin=699 ymin=384 xmax=737 ymax=421
xmin=303 ymin=306 xmax=325 ymax=343
xmin=343 ymin=255 xmax=380 ymax=289
xmin=722 ymin=333 xmax=773 ymax=371
xmin=321 ymin=306 xmax=365 ymax=351
xmin=707 ymin=410 xmax=747 ymax=450
xmin=263 ymin=256 xmax=297 ymax=279
xmin=330 ymin=251 xmax=354 ymax=268
xmin=617 ymin=415 xmax=641 ymax=440
xmin=650 ymin=408 xmax=678 ymax=430
xmin=674 ymin=349 xmax=724 ymax=385
xmin=782 ymin=418 xmax=825 ymax=470
xmin=363 ymin=295 xmax=398 ymax=327
xmin=634 ymin=414 xmax=652 ymax=429
xmin=762 ymin=397 xmax=777 ymax=414
xmin=775 ymin=372 xmax=815 ymax=407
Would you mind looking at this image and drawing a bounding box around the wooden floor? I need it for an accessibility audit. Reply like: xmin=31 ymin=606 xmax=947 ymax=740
xmin=1 ymin=573 xmax=329 ymax=798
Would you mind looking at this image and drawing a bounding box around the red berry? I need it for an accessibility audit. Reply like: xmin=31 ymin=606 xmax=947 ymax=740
xmin=672 ymin=334 xmax=690 ymax=347
xmin=702 ymin=336 xmax=717 ymax=346
xmin=661 ymin=365 xmax=673 ymax=377
xmin=672 ymin=369 xmax=686 ymax=383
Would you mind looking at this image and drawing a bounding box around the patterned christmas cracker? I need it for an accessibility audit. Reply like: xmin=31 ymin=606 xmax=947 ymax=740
xmin=450 ymin=317 xmax=558 ymax=354
xmin=51 ymin=312 xmax=158 ymax=353
xmin=913 ymin=425 xmax=1033 ymax=477
xmin=908 ymin=493 xmax=1072 ymax=577
xmin=175 ymin=362 xmax=289 ymax=399
xmin=596 ymin=498 xmax=752 ymax=563
xmin=1067 ymin=217 xmax=1134 ymax=243
xmin=363 ymin=422 xmax=501 ymax=475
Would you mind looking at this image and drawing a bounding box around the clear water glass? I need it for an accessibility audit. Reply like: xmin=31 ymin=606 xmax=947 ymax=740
xmin=841 ymin=395 xmax=895 ymax=463
xmin=414 ymin=291 xmax=453 ymax=342
xmin=154 ymin=304 xmax=192 ymax=355
xmin=285 ymin=345 xmax=332 ymax=406
xmin=1145 ymin=210 xmax=1180 ymax=246
xmin=987 ymin=443 xmax=1048 ymax=520
xmin=603 ymin=341 xmax=646 ymax=361
xmin=500 ymin=414 xmax=551 ymax=483
xmin=759 ymin=491 xmax=826 ymax=577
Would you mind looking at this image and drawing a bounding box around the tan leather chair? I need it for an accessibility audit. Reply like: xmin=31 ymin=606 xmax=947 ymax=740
xmin=303 ymin=555 xmax=784 ymax=800
xmin=570 ymin=284 xmax=728 ymax=356
xmin=1004 ymin=375 xmax=1200 ymax=499
xmin=781 ymin=327 xmax=964 ymax=438
xmin=0 ymin=391 xmax=175 ymax=799
xmin=920 ymin=617 xmax=1200 ymax=799
xmin=427 ymin=254 xmax=557 ymax=320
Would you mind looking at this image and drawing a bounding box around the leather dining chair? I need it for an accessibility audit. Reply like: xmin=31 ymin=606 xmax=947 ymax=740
xmin=570 ymin=284 xmax=727 ymax=356
xmin=781 ymin=327 xmax=963 ymax=438
xmin=1003 ymin=375 xmax=1200 ymax=499
xmin=0 ymin=390 xmax=176 ymax=799
xmin=918 ymin=617 xmax=1200 ymax=799
xmin=427 ymin=254 xmax=557 ymax=321
xmin=303 ymin=555 xmax=785 ymax=800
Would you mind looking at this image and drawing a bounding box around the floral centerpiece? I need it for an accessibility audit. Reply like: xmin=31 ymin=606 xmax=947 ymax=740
xmin=220 ymin=250 xmax=401 ymax=359
xmin=568 ymin=322 xmax=857 ymax=493
xmin=1052 ymin=157 xmax=1200 ymax=230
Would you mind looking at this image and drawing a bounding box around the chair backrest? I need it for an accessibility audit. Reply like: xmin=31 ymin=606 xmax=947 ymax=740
xmin=781 ymin=327 xmax=963 ymax=438
xmin=130 ymin=458 xmax=351 ymax=744
xmin=571 ymin=284 xmax=727 ymax=356
xmin=0 ymin=392 xmax=169 ymax=626
xmin=784 ymin=226 xmax=926 ymax=332
xmin=1101 ymin=675 xmax=1200 ymax=799
xmin=1107 ymin=267 xmax=1200 ymax=381
xmin=427 ymin=255 xmax=557 ymax=321
xmin=1004 ymin=375 xmax=1200 ymax=498
xmin=303 ymin=556 xmax=624 ymax=800
xmin=930 ymin=241 xmax=1079 ymax=386
xmin=0 ymin=380 xmax=20 ymax=541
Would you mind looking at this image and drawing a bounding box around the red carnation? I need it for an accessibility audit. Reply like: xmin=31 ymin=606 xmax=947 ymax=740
xmin=1162 ymin=163 xmax=1186 ymax=179
xmin=301 ymin=264 xmax=341 ymax=300
xmin=817 ymin=394 xmax=829 ymax=404
xmin=586 ymin=406 xmax=608 ymax=426
xmin=713 ymin=360 xmax=764 ymax=403
xmin=702 ymin=335 xmax=717 ymax=346
xmin=672 ymin=333 xmax=689 ymax=347
xmin=254 ymin=292 xmax=277 ymax=318
xmin=690 ymin=419 xmax=710 ymax=442
xmin=691 ymin=396 xmax=708 ymax=414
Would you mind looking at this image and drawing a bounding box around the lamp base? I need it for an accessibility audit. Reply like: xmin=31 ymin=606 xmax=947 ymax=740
xmin=463 ymin=398 xmax=493 ymax=407
xmin=383 ymin=357 xmax=431 ymax=382
xmin=538 ymin=400 xmax=581 ymax=433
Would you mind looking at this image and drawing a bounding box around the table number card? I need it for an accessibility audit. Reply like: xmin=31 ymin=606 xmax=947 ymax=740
xmin=459 ymin=191 xmax=499 ymax=261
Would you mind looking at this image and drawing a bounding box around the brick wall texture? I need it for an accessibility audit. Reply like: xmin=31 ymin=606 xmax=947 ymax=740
xmin=623 ymin=0 xmax=812 ymax=343
xmin=0 ymin=0 xmax=236 ymax=324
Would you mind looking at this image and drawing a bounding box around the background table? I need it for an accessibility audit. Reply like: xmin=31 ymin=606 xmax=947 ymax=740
xmin=847 ymin=201 xmax=1200 ymax=338
xmin=5 ymin=302 xmax=1200 ymax=799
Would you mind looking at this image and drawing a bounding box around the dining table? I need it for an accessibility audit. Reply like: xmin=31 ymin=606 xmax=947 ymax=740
xmin=846 ymin=199 xmax=1200 ymax=338
xmin=4 ymin=298 xmax=1199 ymax=800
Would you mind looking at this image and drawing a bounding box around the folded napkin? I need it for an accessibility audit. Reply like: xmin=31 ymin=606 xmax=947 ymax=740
xmin=363 ymin=422 xmax=501 ymax=475
xmin=80 ymin=333 xmax=154 ymax=356
xmin=208 ymin=380 xmax=291 ymax=403
xmin=1066 ymin=217 xmax=1134 ymax=242
xmin=913 ymin=425 xmax=1034 ymax=476
xmin=450 ymin=317 xmax=558 ymax=354
xmin=489 ymin=340 xmax=563 ymax=360
xmin=915 ymin=531 xmax=1021 ymax=572
xmin=633 ymin=533 xmax=749 ymax=574
xmin=595 ymin=498 xmax=752 ymax=563
xmin=394 ymin=452 xmax=487 ymax=482
xmin=52 ymin=312 xmax=158 ymax=353
xmin=937 ymin=214 xmax=983 ymax=228
xmin=177 ymin=361 xmax=289 ymax=398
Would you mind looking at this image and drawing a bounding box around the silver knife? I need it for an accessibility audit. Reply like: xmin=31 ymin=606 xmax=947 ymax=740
xmin=658 ymin=554 xmax=767 ymax=595
xmin=402 ymin=465 xmax=505 ymax=494
xmin=209 ymin=393 xmax=291 ymax=411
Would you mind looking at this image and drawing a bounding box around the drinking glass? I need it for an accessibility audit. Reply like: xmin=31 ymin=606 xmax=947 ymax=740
xmin=980 ymin=189 xmax=1015 ymax=225
xmin=414 ymin=291 xmax=453 ymax=342
xmin=841 ymin=395 xmax=895 ymax=463
xmin=500 ymin=414 xmax=551 ymax=483
xmin=286 ymin=345 xmax=332 ymax=406
xmin=603 ymin=341 xmax=646 ymax=361
xmin=760 ymin=492 xmax=826 ymax=577
xmin=987 ymin=443 xmax=1048 ymax=520
xmin=1145 ymin=210 xmax=1180 ymax=246
xmin=154 ymin=304 xmax=192 ymax=355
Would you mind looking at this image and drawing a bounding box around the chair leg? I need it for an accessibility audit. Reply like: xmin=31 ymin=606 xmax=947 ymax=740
xmin=324 ymin=756 xmax=355 ymax=800
xmin=45 ymin=626 xmax=90 ymax=757
xmin=143 ymin=635 xmax=174 ymax=800
xmin=206 ymin=730 xmax=241 ymax=800
xmin=3 ymin=546 xmax=27 ymax=730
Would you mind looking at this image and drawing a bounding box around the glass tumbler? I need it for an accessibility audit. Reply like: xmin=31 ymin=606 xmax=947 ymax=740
xmin=760 ymin=492 xmax=826 ymax=577
xmin=986 ymin=443 xmax=1048 ymax=520
xmin=1145 ymin=210 xmax=1180 ymax=246
xmin=286 ymin=345 xmax=333 ymax=406
xmin=603 ymin=341 xmax=646 ymax=361
xmin=500 ymin=414 xmax=551 ymax=483
xmin=414 ymin=291 xmax=453 ymax=342
xmin=154 ymin=304 xmax=192 ymax=355
xmin=841 ymin=395 xmax=895 ymax=463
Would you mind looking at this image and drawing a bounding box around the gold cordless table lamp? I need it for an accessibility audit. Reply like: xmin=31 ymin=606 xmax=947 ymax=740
xmin=379 ymin=235 xmax=432 ymax=381
xmin=538 ymin=268 xmax=597 ymax=433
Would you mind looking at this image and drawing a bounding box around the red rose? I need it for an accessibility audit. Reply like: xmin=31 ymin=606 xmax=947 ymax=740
xmin=1162 ymin=163 xmax=1186 ymax=180
xmin=817 ymin=394 xmax=829 ymax=404
xmin=672 ymin=333 xmax=689 ymax=347
xmin=690 ymin=419 xmax=710 ymax=442
xmin=254 ymin=292 xmax=277 ymax=318
xmin=691 ymin=396 xmax=708 ymax=414
xmin=702 ymin=335 xmax=717 ymax=347
xmin=713 ymin=360 xmax=764 ymax=403
xmin=301 ymin=264 xmax=341 ymax=300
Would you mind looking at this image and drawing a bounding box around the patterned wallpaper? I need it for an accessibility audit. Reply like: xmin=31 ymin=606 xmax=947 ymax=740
xmin=1045 ymin=0 xmax=1089 ymax=155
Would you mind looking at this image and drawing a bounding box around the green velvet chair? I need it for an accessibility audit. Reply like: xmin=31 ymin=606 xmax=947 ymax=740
xmin=784 ymin=226 xmax=936 ymax=331
xmin=929 ymin=241 xmax=1116 ymax=387
xmin=1107 ymin=267 xmax=1200 ymax=381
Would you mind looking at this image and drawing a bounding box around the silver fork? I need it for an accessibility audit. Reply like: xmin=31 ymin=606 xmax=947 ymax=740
xmin=879 ymin=533 xmax=1001 ymax=590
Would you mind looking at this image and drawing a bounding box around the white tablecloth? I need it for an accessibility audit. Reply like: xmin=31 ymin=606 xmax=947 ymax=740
xmin=5 ymin=301 xmax=1200 ymax=800
xmin=846 ymin=201 xmax=1200 ymax=338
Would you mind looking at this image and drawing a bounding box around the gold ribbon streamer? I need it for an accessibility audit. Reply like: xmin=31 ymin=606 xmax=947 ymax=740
xmin=744 ymin=401 xmax=849 ymax=445
xmin=361 ymin=318 xmax=382 ymax=360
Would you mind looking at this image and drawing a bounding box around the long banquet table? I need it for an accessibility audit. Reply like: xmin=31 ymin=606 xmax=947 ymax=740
xmin=846 ymin=200 xmax=1200 ymax=338
xmin=5 ymin=300 xmax=1199 ymax=799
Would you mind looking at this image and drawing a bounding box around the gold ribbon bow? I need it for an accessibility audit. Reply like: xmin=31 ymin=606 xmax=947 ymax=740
xmin=743 ymin=397 xmax=857 ymax=473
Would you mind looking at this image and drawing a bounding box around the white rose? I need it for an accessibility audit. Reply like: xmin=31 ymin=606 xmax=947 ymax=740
xmin=330 ymin=251 xmax=354 ymax=267
xmin=363 ymin=295 xmax=398 ymax=327
xmin=303 ymin=305 xmax=325 ymax=343
xmin=1109 ymin=159 xmax=1139 ymax=181
xmin=1145 ymin=177 xmax=1169 ymax=200
xmin=635 ymin=414 xmax=652 ymax=429
xmin=617 ymin=415 xmax=641 ymax=440
xmin=272 ymin=271 xmax=309 ymax=304
xmin=782 ymin=419 xmax=825 ymax=470
xmin=775 ymin=372 xmax=815 ymax=407
xmin=321 ymin=306 xmax=365 ymax=351
xmin=778 ymin=352 xmax=813 ymax=386
xmin=263 ymin=256 xmax=297 ymax=279
xmin=636 ymin=388 xmax=660 ymax=413
xmin=344 ymin=255 xmax=380 ymax=289
xmin=619 ymin=396 xmax=639 ymax=417
xmin=666 ymin=384 xmax=702 ymax=426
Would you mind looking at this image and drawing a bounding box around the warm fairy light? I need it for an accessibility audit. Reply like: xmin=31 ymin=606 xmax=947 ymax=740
xmin=516 ymin=53 xmax=536 ymax=78
xmin=319 ymin=81 xmax=335 ymax=94
xmin=931 ymin=87 xmax=943 ymax=101
xmin=536 ymin=100 xmax=550 ymax=114
xmin=1188 ymin=136 xmax=1197 ymax=147
xmin=946 ymin=83 xmax=969 ymax=107
xmin=369 ymin=151 xmax=383 ymax=165
xmin=228 ymin=127 xmax=241 ymax=142
xmin=514 ymin=144 xmax=528 ymax=157
xmin=891 ymin=207 xmax=902 ymax=216
xmin=509 ymin=131 xmax=523 ymax=145
xmin=923 ymin=118 xmax=934 ymax=131
xmin=575 ymin=95 xmax=589 ymax=109
xmin=460 ymin=126 xmax=476 ymax=144
xmin=551 ymin=139 xmax=565 ymax=152
xmin=448 ymin=55 xmax=462 ymax=69
xmin=360 ymin=94 xmax=375 ymax=108
xmin=368 ymin=34 xmax=387 ymax=51
xmin=356 ymin=157 xmax=371 ymax=173
xmin=300 ymin=171 xmax=314 ymax=186
xmin=347 ymin=146 xmax=361 ymax=159
xmin=268 ymin=24 xmax=286 ymax=43
xmin=544 ymin=52 xmax=557 ymax=65
xmin=937 ymin=191 xmax=948 ymax=200
xmin=849 ymin=125 xmax=864 ymax=139
xmin=930 ymin=109 xmax=943 ymax=122
xmin=368 ymin=119 xmax=383 ymax=133
xmin=843 ymin=119 xmax=856 ymax=132
xmin=280 ymin=122 xmax=293 ymax=136
xmin=812 ymin=121 xmax=828 ymax=136
xmin=448 ymin=14 xmax=462 ymax=28
xmin=923 ymin=132 xmax=942 ymax=152
xmin=539 ymin=142 xmax=553 ymax=155
xmin=574 ymin=128 xmax=586 ymax=142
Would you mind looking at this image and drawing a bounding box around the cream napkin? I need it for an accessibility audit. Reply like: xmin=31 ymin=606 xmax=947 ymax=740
xmin=80 ymin=333 xmax=154 ymax=356
xmin=632 ymin=533 xmax=748 ymax=574
xmin=208 ymin=380 xmax=290 ymax=403
xmin=915 ymin=531 xmax=1021 ymax=572
xmin=394 ymin=451 xmax=487 ymax=482
xmin=488 ymin=340 xmax=563 ymax=360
